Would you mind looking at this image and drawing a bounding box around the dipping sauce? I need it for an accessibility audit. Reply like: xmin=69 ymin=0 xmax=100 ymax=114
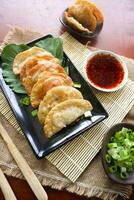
xmin=86 ymin=54 xmax=124 ymax=89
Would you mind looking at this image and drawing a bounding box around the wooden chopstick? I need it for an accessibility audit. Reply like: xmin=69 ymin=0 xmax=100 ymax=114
xmin=0 ymin=123 xmax=48 ymax=200
xmin=0 ymin=168 xmax=17 ymax=200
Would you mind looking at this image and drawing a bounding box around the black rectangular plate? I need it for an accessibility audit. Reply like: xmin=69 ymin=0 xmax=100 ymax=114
xmin=0 ymin=35 xmax=108 ymax=159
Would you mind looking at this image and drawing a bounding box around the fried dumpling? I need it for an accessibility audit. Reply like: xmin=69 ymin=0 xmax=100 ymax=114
xmin=20 ymin=55 xmax=60 ymax=81
xmin=76 ymin=0 xmax=104 ymax=23
xmin=13 ymin=46 xmax=58 ymax=75
xmin=30 ymin=73 xmax=73 ymax=108
xmin=64 ymin=0 xmax=104 ymax=33
xmin=64 ymin=11 xmax=91 ymax=33
xmin=20 ymin=59 xmax=65 ymax=95
xmin=44 ymin=99 xmax=93 ymax=138
xmin=38 ymin=86 xmax=83 ymax=124
xmin=67 ymin=4 xmax=97 ymax=32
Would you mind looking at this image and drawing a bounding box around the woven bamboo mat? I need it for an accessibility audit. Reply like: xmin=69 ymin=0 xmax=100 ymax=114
xmin=0 ymin=32 xmax=134 ymax=182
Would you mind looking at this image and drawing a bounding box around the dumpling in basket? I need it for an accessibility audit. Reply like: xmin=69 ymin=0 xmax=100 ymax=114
xmin=38 ymin=86 xmax=83 ymax=124
xmin=20 ymin=59 xmax=65 ymax=95
xmin=44 ymin=99 xmax=93 ymax=138
xmin=30 ymin=73 xmax=73 ymax=108
xmin=13 ymin=46 xmax=57 ymax=75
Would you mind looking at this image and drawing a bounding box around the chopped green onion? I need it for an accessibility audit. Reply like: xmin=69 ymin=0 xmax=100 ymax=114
xmin=121 ymin=167 xmax=127 ymax=173
xmin=124 ymin=138 xmax=134 ymax=147
xmin=110 ymin=137 xmax=115 ymax=142
xmin=107 ymin=143 xmax=118 ymax=148
xmin=105 ymin=127 xmax=134 ymax=180
xmin=119 ymin=149 xmax=128 ymax=160
xmin=20 ymin=96 xmax=30 ymax=106
xmin=108 ymin=148 xmax=120 ymax=160
xmin=31 ymin=109 xmax=38 ymax=117
xmin=105 ymin=154 xmax=111 ymax=164
xmin=120 ymin=172 xmax=128 ymax=179
xmin=64 ymin=66 xmax=69 ymax=75
xmin=73 ymin=82 xmax=81 ymax=88
xmin=108 ymin=166 xmax=117 ymax=173
xmin=130 ymin=148 xmax=134 ymax=156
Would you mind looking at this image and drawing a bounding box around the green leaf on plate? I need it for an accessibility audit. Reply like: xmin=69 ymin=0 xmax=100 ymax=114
xmin=1 ymin=44 xmax=29 ymax=94
xmin=35 ymin=38 xmax=63 ymax=64
xmin=1 ymin=44 xmax=29 ymax=64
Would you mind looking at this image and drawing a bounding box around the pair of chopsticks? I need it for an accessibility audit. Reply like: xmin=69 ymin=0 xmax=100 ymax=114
xmin=0 ymin=123 xmax=48 ymax=200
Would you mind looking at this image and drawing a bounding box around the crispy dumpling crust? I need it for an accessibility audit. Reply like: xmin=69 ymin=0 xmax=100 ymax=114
xmin=20 ymin=59 xmax=65 ymax=95
xmin=68 ymin=4 xmax=97 ymax=31
xmin=20 ymin=55 xmax=60 ymax=82
xmin=76 ymin=0 xmax=104 ymax=23
xmin=30 ymin=73 xmax=73 ymax=108
xmin=64 ymin=11 xmax=91 ymax=33
xmin=38 ymin=86 xmax=83 ymax=124
xmin=44 ymin=99 xmax=93 ymax=138
xmin=64 ymin=0 xmax=104 ymax=32
xmin=13 ymin=46 xmax=55 ymax=75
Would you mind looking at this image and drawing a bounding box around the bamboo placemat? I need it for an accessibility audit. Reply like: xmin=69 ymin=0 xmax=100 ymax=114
xmin=0 ymin=32 xmax=134 ymax=182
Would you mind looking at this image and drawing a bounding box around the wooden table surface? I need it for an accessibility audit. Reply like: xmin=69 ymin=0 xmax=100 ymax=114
xmin=0 ymin=0 xmax=134 ymax=199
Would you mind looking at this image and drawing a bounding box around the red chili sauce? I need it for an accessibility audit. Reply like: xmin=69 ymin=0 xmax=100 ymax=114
xmin=86 ymin=54 xmax=124 ymax=89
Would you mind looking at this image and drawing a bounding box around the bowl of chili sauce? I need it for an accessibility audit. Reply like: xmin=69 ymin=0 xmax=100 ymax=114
xmin=83 ymin=50 xmax=128 ymax=92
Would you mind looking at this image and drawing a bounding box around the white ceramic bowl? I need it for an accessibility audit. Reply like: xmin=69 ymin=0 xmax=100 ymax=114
xmin=83 ymin=50 xmax=128 ymax=92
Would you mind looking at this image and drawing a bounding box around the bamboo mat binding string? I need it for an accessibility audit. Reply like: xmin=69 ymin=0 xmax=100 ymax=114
xmin=0 ymin=32 xmax=134 ymax=182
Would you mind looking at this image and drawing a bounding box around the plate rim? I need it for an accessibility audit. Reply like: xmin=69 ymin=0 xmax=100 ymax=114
xmin=0 ymin=34 xmax=108 ymax=158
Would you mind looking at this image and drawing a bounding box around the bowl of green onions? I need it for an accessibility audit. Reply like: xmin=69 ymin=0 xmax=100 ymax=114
xmin=101 ymin=123 xmax=134 ymax=184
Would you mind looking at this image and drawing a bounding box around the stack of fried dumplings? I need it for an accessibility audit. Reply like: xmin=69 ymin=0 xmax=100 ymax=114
xmin=64 ymin=0 xmax=104 ymax=33
xmin=13 ymin=46 xmax=93 ymax=138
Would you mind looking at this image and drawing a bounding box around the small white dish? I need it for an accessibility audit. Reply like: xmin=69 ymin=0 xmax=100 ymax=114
xmin=83 ymin=50 xmax=128 ymax=92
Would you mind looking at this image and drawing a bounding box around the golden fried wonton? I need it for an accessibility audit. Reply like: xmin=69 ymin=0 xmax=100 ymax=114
xmin=44 ymin=99 xmax=93 ymax=138
xmin=20 ymin=59 xmax=65 ymax=95
xmin=64 ymin=0 xmax=104 ymax=32
xmin=38 ymin=86 xmax=83 ymax=124
xmin=68 ymin=4 xmax=97 ymax=31
xmin=64 ymin=11 xmax=91 ymax=33
xmin=13 ymin=46 xmax=55 ymax=75
xmin=76 ymin=0 xmax=104 ymax=23
xmin=20 ymin=55 xmax=60 ymax=82
xmin=30 ymin=73 xmax=73 ymax=108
